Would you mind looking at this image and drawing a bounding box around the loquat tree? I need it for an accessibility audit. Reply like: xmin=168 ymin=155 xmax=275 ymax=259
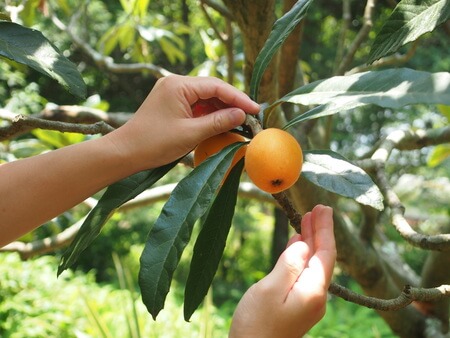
xmin=1 ymin=1 xmax=450 ymax=337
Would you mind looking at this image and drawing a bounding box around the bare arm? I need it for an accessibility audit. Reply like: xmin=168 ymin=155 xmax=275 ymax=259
xmin=0 ymin=75 xmax=259 ymax=247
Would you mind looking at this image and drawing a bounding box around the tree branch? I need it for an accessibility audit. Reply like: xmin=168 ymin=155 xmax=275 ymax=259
xmin=51 ymin=12 xmax=173 ymax=78
xmin=0 ymin=217 xmax=85 ymax=260
xmin=376 ymin=164 xmax=450 ymax=251
xmin=358 ymin=126 xmax=450 ymax=169
xmin=336 ymin=0 xmax=377 ymax=75
xmin=346 ymin=40 xmax=419 ymax=75
xmin=329 ymin=282 xmax=450 ymax=311
xmin=356 ymin=126 xmax=450 ymax=250
xmin=0 ymin=111 xmax=115 ymax=140
xmin=200 ymin=0 xmax=233 ymax=20
xmin=0 ymin=106 xmax=132 ymax=141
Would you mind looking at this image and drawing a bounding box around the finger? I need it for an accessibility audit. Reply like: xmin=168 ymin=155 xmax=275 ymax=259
xmin=304 ymin=205 xmax=336 ymax=286
xmin=286 ymin=234 xmax=301 ymax=247
xmin=300 ymin=211 xmax=313 ymax=251
xmin=262 ymin=239 xmax=310 ymax=301
xmin=186 ymin=107 xmax=247 ymax=140
xmin=186 ymin=76 xmax=260 ymax=114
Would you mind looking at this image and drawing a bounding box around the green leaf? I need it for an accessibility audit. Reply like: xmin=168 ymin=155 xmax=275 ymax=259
xmin=427 ymin=144 xmax=450 ymax=168
xmin=183 ymin=158 xmax=244 ymax=321
xmin=270 ymin=68 xmax=450 ymax=130
xmin=57 ymin=161 xmax=178 ymax=276
xmin=0 ymin=21 xmax=86 ymax=98
xmin=32 ymin=129 xmax=85 ymax=148
xmin=302 ymin=150 xmax=384 ymax=210
xmin=368 ymin=0 xmax=450 ymax=64
xmin=437 ymin=104 xmax=450 ymax=121
xmin=249 ymin=0 xmax=313 ymax=102
xmin=138 ymin=142 xmax=245 ymax=320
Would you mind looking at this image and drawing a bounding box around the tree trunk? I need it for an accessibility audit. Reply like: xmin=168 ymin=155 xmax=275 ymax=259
xmin=271 ymin=207 xmax=289 ymax=269
xmin=222 ymin=0 xmax=278 ymax=104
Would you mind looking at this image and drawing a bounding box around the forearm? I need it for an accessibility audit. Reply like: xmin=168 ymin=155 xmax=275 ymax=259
xmin=0 ymin=134 xmax=137 ymax=247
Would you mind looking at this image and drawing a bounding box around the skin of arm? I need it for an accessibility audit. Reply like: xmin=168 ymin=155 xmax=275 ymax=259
xmin=0 ymin=75 xmax=260 ymax=247
xmin=229 ymin=205 xmax=336 ymax=338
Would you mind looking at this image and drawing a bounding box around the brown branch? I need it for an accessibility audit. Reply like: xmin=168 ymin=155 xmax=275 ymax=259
xmin=357 ymin=126 xmax=450 ymax=250
xmin=358 ymin=126 xmax=450 ymax=170
xmin=51 ymin=12 xmax=172 ymax=78
xmin=199 ymin=2 xmax=227 ymax=43
xmin=346 ymin=40 xmax=419 ymax=75
xmin=328 ymin=282 xmax=450 ymax=311
xmin=200 ymin=0 xmax=233 ymax=20
xmin=0 ymin=106 xmax=132 ymax=141
xmin=375 ymin=164 xmax=450 ymax=251
xmin=272 ymin=191 xmax=302 ymax=233
xmin=0 ymin=112 xmax=115 ymax=141
xmin=40 ymin=105 xmax=130 ymax=127
xmin=333 ymin=0 xmax=351 ymax=74
xmin=199 ymin=0 xmax=235 ymax=84
xmin=336 ymin=0 xmax=377 ymax=75
xmin=0 ymin=218 xmax=85 ymax=260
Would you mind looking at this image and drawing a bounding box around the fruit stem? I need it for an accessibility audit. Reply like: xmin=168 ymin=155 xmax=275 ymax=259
xmin=244 ymin=114 xmax=263 ymax=137
xmin=272 ymin=191 xmax=302 ymax=233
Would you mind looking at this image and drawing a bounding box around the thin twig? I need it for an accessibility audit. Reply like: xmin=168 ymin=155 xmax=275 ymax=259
xmin=336 ymin=0 xmax=377 ymax=75
xmin=0 ymin=113 xmax=115 ymax=140
xmin=328 ymin=282 xmax=450 ymax=311
xmin=375 ymin=163 xmax=450 ymax=251
xmin=272 ymin=192 xmax=302 ymax=233
xmin=199 ymin=0 xmax=233 ymax=20
xmin=51 ymin=12 xmax=172 ymax=78
xmin=346 ymin=40 xmax=419 ymax=75
xmin=356 ymin=127 xmax=450 ymax=250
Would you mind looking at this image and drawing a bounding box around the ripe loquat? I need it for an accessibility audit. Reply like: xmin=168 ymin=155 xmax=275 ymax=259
xmin=245 ymin=128 xmax=303 ymax=194
xmin=191 ymin=98 xmax=228 ymax=117
xmin=194 ymin=132 xmax=246 ymax=179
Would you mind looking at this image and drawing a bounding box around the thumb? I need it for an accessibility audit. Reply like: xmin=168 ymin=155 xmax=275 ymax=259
xmin=192 ymin=108 xmax=247 ymax=140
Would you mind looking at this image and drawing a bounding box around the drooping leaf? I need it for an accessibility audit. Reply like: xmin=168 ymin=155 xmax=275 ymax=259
xmin=265 ymin=68 xmax=450 ymax=130
xmin=249 ymin=0 xmax=313 ymax=102
xmin=302 ymin=150 xmax=384 ymax=210
xmin=184 ymin=158 xmax=244 ymax=321
xmin=0 ymin=21 xmax=86 ymax=98
xmin=139 ymin=143 xmax=246 ymax=319
xmin=57 ymin=160 xmax=178 ymax=276
xmin=368 ymin=0 xmax=450 ymax=64
xmin=427 ymin=144 xmax=450 ymax=168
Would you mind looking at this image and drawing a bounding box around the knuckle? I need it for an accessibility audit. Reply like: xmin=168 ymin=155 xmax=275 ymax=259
xmin=212 ymin=113 xmax=226 ymax=134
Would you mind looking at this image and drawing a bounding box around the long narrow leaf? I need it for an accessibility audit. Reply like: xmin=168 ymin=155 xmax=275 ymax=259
xmin=0 ymin=21 xmax=86 ymax=98
xmin=368 ymin=0 xmax=450 ymax=64
xmin=264 ymin=68 xmax=450 ymax=130
xmin=57 ymin=160 xmax=178 ymax=276
xmin=138 ymin=142 xmax=246 ymax=319
xmin=249 ymin=0 xmax=313 ymax=102
xmin=184 ymin=158 xmax=244 ymax=321
xmin=302 ymin=150 xmax=384 ymax=210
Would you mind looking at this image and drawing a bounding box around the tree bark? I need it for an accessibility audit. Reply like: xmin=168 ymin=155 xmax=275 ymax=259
xmin=222 ymin=0 xmax=278 ymax=104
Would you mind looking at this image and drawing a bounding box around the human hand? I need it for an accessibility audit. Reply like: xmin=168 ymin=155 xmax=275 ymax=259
xmin=229 ymin=205 xmax=336 ymax=338
xmin=108 ymin=75 xmax=259 ymax=171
